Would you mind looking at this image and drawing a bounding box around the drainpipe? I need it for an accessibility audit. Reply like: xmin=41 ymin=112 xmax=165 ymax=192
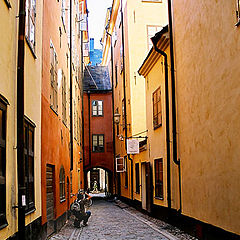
xmin=151 ymin=39 xmax=171 ymax=210
xmin=17 ymin=0 xmax=26 ymax=238
xmin=167 ymin=0 xmax=182 ymax=212
xmin=120 ymin=0 xmax=128 ymax=147
xmin=81 ymin=31 xmax=85 ymax=175
xmin=106 ymin=32 xmax=117 ymax=195
xmin=70 ymin=0 xmax=73 ymax=171
xmin=128 ymin=154 xmax=134 ymax=200
xmin=120 ymin=0 xmax=133 ymax=201
xmin=88 ymin=92 xmax=91 ymax=167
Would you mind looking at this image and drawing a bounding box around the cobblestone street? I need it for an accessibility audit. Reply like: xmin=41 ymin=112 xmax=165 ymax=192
xmin=50 ymin=200 xmax=196 ymax=240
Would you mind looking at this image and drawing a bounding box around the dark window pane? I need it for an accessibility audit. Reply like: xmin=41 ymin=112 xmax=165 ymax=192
xmin=0 ymin=148 xmax=5 ymax=177
xmin=0 ymin=110 xmax=2 ymax=140
xmin=29 ymin=130 xmax=33 ymax=152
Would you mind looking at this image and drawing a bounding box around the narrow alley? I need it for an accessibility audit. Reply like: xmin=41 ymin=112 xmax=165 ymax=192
xmin=50 ymin=199 xmax=195 ymax=240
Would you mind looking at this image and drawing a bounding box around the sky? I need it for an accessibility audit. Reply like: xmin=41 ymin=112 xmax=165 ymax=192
xmin=87 ymin=0 xmax=113 ymax=49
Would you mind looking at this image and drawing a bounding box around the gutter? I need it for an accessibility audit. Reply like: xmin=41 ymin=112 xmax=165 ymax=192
xmin=70 ymin=0 xmax=73 ymax=171
xmin=151 ymin=33 xmax=171 ymax=210
xmin=120 ymin=0 xmax=132 ymax=201
xmin=17 ymin=0 xmax=26 ymax=238
xmin=167 ymin=0 xmax=182 ymax=213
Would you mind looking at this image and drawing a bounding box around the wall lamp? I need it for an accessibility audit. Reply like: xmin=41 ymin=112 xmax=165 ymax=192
xmin=114 ymin=112 xmax=131 ymax=129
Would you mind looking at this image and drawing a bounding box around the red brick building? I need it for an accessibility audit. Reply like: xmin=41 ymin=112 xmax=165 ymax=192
xmin=83 ymin=66 xmax=114 ymax=193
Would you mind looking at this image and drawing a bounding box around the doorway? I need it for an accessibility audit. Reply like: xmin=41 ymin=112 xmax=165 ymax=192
xmin=141 ymin=162 xmax=152 ymax=213
xmin=46 ymin=164 xmax=55 ymax=237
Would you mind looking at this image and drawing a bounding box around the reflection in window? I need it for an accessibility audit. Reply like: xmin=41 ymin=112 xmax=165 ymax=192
xmin=92 ymin=134 xmax=104 ymax=152
xmin=59 ymin=166 xmax=65 ymax=201
xmin=25 ymin=0 xmax=36 ymax=51
xmin=92 ymin=100 xmax=103 ymax=116
xmin=0 ymin=100 xmax=7 ymax=227
xmin=24 ymin=118 xmax=35 ymax=212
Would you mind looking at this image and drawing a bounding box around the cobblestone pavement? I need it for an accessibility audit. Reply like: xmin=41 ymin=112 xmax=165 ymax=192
xmin=50 ymin=200 xmax=196 ymax=240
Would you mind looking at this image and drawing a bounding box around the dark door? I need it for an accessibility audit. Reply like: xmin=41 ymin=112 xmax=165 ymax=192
xmin=145 ymin=162 xmax=153 ymax=213
xmin=46 ymin=165 xmax=55 ymax=237
xmin=67 ymin=177 xmax=70 ymax=210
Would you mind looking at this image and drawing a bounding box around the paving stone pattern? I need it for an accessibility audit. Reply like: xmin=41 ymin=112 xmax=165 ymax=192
xmin=50 ymin=200 xmax=195 ymax=240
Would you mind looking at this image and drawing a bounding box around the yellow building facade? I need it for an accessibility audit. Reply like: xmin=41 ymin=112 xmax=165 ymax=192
xmin=139 ymin=26 xmax=180 ymax=212
xmin=171 ymin=0 xmax=240 ymax=237
xmin=0 ymin=0 xmax=43 ymax=239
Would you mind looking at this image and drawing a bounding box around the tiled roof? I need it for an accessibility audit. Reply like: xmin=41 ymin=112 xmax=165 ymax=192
xmin=83 ymin=66 xmax=111 ymax=91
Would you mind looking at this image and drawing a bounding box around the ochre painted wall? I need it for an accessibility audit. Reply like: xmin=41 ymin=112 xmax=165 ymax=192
xmin=173 ymin=0 xmax=240 ymax=235
xmin=0 ymin=0 xmax=43 ymax=239
xmin=41 ymin=0 xmax=83 ymax=225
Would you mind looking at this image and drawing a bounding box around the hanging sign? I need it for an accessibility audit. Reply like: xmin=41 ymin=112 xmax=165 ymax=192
xmin=127 ymin=139 xmax=139 ymax=154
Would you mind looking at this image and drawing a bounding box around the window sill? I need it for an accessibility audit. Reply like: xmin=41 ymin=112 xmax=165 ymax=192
xmin=0 ymin=222 xmax=8 ymax=231
xmin=60 ymin=198 xmax=66 ymax=203
xmin=155 ymin=197 xmax=164 ymax=200
xmin=25 ymin=207 xmax=36 ymax=216
xmin=62 ymin=120 xmax=68 ymax=128
xmin=50 ymin=106 xmax=58 ymax=116
xmin=235 ymin=20 xmax=240 ymax=27
xmin=142 ymin=0 xmax=162 ymax=2
xmin=25 ymin=37 xmax=37 ymax=59
xmin=4 ymin=0 xmax=11 ymax=8
xmin=153 ymin=124 xmax=162 ymax=130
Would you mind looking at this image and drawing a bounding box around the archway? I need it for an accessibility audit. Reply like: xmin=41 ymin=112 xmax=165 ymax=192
xmin=85 ymin=167 xmax=113 ymax=197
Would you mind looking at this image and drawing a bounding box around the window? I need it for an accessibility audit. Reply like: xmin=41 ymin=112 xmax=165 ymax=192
xmin=50 ymin=43 xmax=58 ymax=113
xmin=155 ymin=158 xmax=163 ymax=199
xmin=59 ymin=166 xmax=65 ymax=201
xmin=92 ymin=134 xmax=104 ymax=152
xmin=115 ymin=65 xmax=118 ymax=87
xmin=0 ymin=100 xmax=7 ymax=227
xmin=237 ymin=0 xmax=240 ymax=25
xmin=24 ymin=118 xmax=35 ymax=212
xmin=92 ymin=100 xmax=103 ymax=116
xmin=135 ymin=163 xmax=140 ymax=194
xmin=62 ymin=71 xmax=67 ymax=124
xmin=147 ymin=25 xmax=162 ymax=50
xmin=152 ymin=87 xmax=162 ymax=129
xmin=25 ymin=0 xmax=36 ymax=52
xmin=70 ymin=172 xmax=72 ymax=195
xmin=4 ymin=0 xmax=11 ymax=8
xmin=122 ymin=99 xmax=125 ymax=127
xmin=62 ymin=0 xmax=66 ymax=28
xmin=125 ymin=156 xmax=128 ymax=188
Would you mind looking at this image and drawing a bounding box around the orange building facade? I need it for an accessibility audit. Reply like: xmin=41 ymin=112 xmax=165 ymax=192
xmin=41 ymin=0 xmax=86 ymax=237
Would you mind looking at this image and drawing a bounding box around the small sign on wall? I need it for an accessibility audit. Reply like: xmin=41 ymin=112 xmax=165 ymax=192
xmin=127 ymin=139 xmax=139 ymax=154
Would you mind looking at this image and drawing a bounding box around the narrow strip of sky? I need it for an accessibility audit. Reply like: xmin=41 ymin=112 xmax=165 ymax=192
xmin=87 ymin=0 xmax=113 ymax=49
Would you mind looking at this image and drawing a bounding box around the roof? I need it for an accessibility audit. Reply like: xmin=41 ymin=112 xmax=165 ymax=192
xmin=83 ymin=66 xmax=112 ymax=92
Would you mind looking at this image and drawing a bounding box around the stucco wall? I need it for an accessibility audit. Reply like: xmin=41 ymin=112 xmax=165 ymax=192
xmin=83 ymin=92 xmax=114 ymax=172
xmin=173 ymin=0 xmax=240 ymax=235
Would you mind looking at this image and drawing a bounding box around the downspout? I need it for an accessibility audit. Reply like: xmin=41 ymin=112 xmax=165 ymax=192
xmin=70 ymin=0 xmax=73 ymax=171
xmin=120 ymin=0 xmax=132 ymax=201
xmin=151 ymin=41 xmax=171 ymax=210
xmin=17 ymin=0 xmax=26 ymax=238
xmin=120 ymin=0 xmax=128 ymax=147
xmin=81 ymin=31 xmax=85 ymax=178
xmin=109 ymin=34 xmax=117 ymax=195
xmin=128 ymin=154 xmax=134 ymax=200
xmin=88 ymin=92 xmax=91 ymax=167
xmin=167 ymin=0 xmax=182 ymax=212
